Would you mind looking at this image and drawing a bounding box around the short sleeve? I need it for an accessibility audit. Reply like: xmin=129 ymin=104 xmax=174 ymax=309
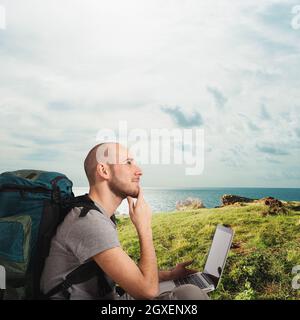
xmin=66 ymin=210 xmax=121 ymax=264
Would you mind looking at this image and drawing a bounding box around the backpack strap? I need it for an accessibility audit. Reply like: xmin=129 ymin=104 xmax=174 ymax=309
xmin=62 ymin=194 xmax=116 ymax=224
xmin=43 ymin=194 xmax=117 ymax=299
xmin=43 ymin=260 xmax=112 ymax=299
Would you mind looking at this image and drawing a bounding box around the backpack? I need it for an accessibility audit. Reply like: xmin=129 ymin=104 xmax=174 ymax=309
xmin=0 ymin=169 xmax=118 ymax=300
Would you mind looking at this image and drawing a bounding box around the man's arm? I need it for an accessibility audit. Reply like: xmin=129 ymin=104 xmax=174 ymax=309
xmin=93 ymin=241 xmax=159 ymax=299
xmin=94 ymin=189 xmax=159 ymax=300
xmin=137 ymin=229 xmax=158 ymax=291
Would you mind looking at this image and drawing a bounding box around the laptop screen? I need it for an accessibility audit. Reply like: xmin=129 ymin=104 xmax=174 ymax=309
xmin=204 ymin=225 xmax=233 ymax=285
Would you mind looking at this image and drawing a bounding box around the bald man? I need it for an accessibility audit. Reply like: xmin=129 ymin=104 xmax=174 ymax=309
xmin=40 ymin=143 xmax=209 ymax=300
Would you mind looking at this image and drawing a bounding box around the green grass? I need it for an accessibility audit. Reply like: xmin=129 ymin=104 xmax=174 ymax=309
xmin=116 ymin=202 xmax=300 ymax=300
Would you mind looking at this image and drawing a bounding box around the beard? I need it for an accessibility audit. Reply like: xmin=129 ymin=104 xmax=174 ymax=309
xmin=108 ymin=175 xmax=139 ymax=199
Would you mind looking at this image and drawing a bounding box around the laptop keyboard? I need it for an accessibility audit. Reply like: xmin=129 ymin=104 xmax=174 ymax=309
xmin=174 ymin=274 xmax=207 ymax=289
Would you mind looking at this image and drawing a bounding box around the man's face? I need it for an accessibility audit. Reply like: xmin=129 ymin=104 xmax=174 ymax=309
xmin=107 ymin=145 xmax=142 ymax=199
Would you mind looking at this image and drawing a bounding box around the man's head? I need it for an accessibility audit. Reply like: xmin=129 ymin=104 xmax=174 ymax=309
xmin=84 ymin=142 xmax=142 ymax=199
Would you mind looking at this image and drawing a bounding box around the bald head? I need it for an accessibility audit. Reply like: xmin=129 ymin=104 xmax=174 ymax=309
xmin=84 ymin=142 xmax=129 ymax=186
xmin=84 ymin=143 xmax=102 ymax=186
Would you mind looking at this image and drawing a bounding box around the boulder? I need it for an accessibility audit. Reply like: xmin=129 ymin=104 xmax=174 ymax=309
xmin=176 ymin=197 xmax=205 ymax=211
xmin=259 ymin=197 xmax=288 ymax=216
xmin=221 ymin=194 xmax=256 ymax=206
xmin=221 ymin=195 xmax=288 ymax=215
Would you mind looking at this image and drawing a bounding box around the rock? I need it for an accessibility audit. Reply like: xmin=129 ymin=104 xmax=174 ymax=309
xmin=176 ymin=197 xmax=205 ymax=211
xmin=221 ymin=194 xmax=256 ymax=206
xmin=259 ymin=197 xmax=288 ymax=216
xmin=221 ymin=194 xmax=288 ymax=215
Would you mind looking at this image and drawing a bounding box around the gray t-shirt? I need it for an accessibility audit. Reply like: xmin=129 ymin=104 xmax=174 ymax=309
xmin=40 ymin=202 xmax=121 ymax=300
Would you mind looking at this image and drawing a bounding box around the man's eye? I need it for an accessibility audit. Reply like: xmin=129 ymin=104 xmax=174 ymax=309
xmin=126 ymin=160 xmax=132 ymax=165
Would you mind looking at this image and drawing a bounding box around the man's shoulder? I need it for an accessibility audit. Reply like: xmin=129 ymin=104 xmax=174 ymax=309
xmin=63 ymin=206 xmax=116 ymax=232
xmin=53 ymin=206 xmax=118 ymax=253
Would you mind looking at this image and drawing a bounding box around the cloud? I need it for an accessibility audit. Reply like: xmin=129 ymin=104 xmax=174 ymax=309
xmin=238 ymin=113 xmax=261 ymax=132
xmin=160 ymin=106 xmax=203 ymax=128
xmin=0 ymin=0 xmax=299 ymax=187
xmin=207 ymin=86 xmax=227 ymax=109
xmin=267 ymin=158 xmax=282 ymax=164
xmin=282 ymin=168 xmax=300 ymax=180
xmin=256 ymin=144 xmax=289 ymax=156
xmin=22 ymin=148 xmax=61 ymax=161
xmin=48 ymin=101 xmax=74 ymax=111
xmin=11 ymin=132 xmax=67 ymax=146
xmin=260 ymin=104 xmax=271 ymax=120
xmin=257 ymin=2 xmax=297 ymax=34
xmin=247 ymin=121 xmax=261 ymax=132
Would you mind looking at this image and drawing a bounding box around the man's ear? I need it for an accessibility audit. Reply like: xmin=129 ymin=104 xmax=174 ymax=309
xmin=96 ymin=163 xmax=110 ymax=180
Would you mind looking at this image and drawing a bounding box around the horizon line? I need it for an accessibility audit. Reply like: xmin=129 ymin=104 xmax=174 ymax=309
xmin=73 ymin=186 xmax=300 ymax=189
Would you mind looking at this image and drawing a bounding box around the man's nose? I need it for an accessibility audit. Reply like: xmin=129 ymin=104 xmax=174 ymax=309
xmin=135 ymin=166 xmax=143 ymax=177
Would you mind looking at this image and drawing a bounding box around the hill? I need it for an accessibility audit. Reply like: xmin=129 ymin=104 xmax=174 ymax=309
xmin=117 ymin=201 xmax=300 ymax=300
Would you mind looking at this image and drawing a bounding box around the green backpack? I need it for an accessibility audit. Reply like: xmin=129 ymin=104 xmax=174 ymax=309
xmin=0 ymin=169 xmax=116 ymax=300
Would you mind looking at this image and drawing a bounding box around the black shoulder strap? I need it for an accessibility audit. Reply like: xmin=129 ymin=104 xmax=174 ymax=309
xmin=65 ymin=193 xmax=116 ymax=224
xmin=43 ymin=260 xmax=104 ymax=299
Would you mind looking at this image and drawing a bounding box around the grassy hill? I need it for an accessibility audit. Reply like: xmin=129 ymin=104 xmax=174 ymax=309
xmin=117 ymin=201 xmax=300 ymax=300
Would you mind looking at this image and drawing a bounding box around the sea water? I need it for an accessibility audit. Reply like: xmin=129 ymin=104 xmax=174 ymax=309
xmin=73 ymin=187 xmax=300 ymax=214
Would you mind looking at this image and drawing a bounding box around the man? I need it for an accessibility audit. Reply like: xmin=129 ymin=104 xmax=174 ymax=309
xmin=40 ymin=142 xmax=209 ymax=300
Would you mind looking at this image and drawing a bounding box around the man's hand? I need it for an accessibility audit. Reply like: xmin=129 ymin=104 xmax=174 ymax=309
xmin=168 ymin=260 xmax=199 ymax=281
xmin=127 ymin=188 xmax=152 ymax=235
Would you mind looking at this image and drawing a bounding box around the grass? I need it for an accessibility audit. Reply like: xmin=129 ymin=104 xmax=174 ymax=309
xmin=116 ymin=201 xmax=300 ymax=300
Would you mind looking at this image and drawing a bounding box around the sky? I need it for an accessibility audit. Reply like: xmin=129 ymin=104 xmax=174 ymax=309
xmin=0 ymin=0 xmax=300 ymax=188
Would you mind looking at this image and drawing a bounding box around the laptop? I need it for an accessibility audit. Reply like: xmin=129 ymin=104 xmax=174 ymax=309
xmin=159 ymin=224 xmax=234 ymax=294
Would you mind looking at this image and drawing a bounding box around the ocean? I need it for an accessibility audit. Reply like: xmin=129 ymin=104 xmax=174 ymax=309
xmin=73 ymin=187 xmax=300 ymax=215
